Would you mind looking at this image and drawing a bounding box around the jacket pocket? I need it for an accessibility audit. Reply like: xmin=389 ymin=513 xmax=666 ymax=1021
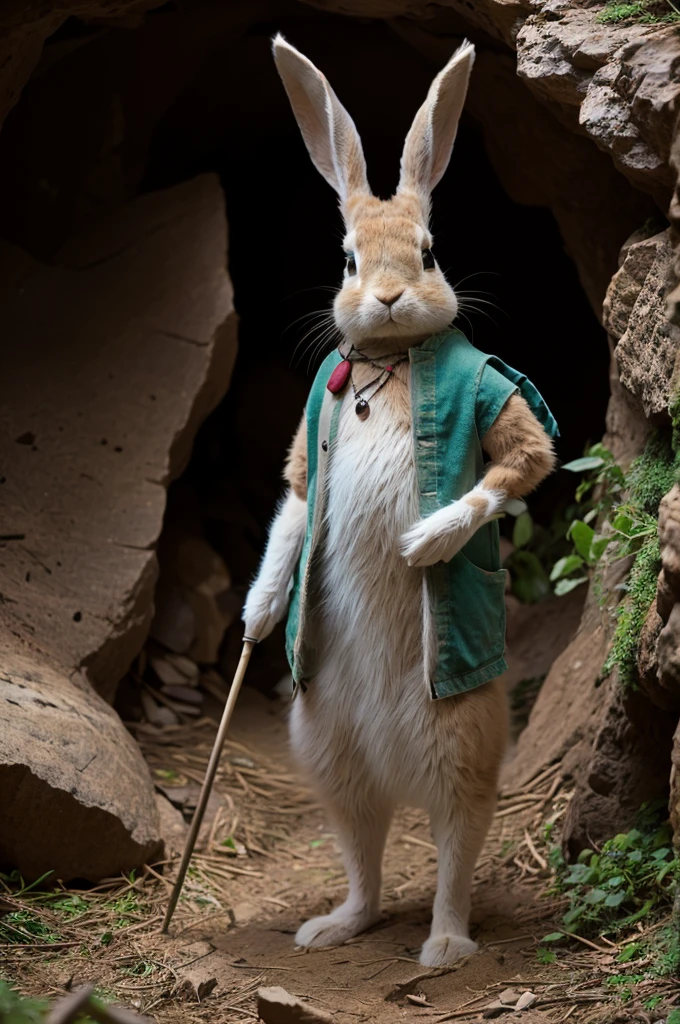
xmin=438 ymin=551 xmax=507 ymax=680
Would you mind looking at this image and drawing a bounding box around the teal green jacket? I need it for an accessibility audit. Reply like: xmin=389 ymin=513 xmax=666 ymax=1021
xmin=285 ymin=329 xmax=558 ymax=699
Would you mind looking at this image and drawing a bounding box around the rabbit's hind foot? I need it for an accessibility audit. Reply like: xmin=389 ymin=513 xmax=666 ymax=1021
xmin=295 ymin=903 xmax=380 ymax=949
xmin=420 ymin=933 xmax=478 ymax=966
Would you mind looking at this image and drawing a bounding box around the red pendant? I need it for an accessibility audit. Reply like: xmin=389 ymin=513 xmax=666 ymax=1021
xmin=327 ymin=359 xmax=351 ymax=394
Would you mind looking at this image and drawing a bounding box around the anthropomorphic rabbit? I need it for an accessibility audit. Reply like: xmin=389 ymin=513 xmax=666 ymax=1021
xmin=243 ymin=36 xmax=558 ymax=967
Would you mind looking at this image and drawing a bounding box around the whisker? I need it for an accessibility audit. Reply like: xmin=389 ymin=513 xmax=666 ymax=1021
xmin=292 ymin=320 xmax=336 ymax=365
xmin=456 ymin=289 xmax=499 ymax=299
xmin=455 ymin=310 xmax=475 ymax=345
xmin=456 ymin=292 xmax=505 ymax=308
xmin=285 ymin=308 xmax=335 ymax=333
xmin=291 ymin=317 xmax=339 ymax=371
xmin=457 ymin=302 xmax=500 ymax=328
xmin=456 ymin=301 xmax=503 ymax=321
xmin=290 ymin=312 xmax=336 ymax=357
xmin=306 ymin=324 xmax=340 ymax=373
xmin=453 ymin=271 xmax=500 ymax=290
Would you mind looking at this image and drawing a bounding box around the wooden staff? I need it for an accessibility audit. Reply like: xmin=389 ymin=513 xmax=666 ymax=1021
xmin=161 ymin=638 xmax=257 ymax=934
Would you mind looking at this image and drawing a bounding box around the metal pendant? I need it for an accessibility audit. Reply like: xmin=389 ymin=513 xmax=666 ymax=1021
xmin=355 ymin=399 xmax=370 ymax=420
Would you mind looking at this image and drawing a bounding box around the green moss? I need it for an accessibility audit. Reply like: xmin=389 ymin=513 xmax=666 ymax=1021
xmin=627 ymin=430 xmax=679 ymax=514
xmin=602 ymin=430 xmax=680 ymax=686
xmin=597 ymin=0 xmax=680 ymax=22
xmin=670 ymin=389 xmax=680 ymax=460
xmin=603 ymin=537 xmax=661 ymax=686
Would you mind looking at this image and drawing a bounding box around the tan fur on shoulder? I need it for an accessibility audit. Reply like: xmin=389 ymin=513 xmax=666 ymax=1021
xmin=285 ymin=415 xmax=308 ymax=500
xmin=481 ymin=394 xmax=556 ymax=498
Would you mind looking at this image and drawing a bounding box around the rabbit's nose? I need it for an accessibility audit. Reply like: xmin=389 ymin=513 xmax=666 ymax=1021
xmin=375 ymin=290 xmax=404 ymax=307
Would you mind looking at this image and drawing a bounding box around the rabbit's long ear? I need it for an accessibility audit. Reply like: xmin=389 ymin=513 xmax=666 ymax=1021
xmin=273 ymin=34 xmax=369 ymax=204
xmin=398 ymin=40 xmax=475 ymax=212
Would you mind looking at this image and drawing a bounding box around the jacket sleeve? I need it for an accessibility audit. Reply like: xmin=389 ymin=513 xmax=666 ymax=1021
xmin=476 ymin=357 xmax=559 ymax=442
xmin=474 ymin=363 xmax=519 ymax=441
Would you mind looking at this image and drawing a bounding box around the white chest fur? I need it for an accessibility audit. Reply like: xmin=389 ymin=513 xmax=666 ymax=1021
xmin=317 ymin=371 xmax=424 ymax=682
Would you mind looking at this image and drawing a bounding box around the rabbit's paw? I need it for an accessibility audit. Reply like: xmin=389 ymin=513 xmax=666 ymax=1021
xmin=242 ymin=583 xmax=288 ymax=641
xmin=420 ymin=933 xmax=478 ymax=967
xmin=295 ymin=905 xmax=379 ymax=948
xmin=401 ymin=488 xmax=503 ymax=567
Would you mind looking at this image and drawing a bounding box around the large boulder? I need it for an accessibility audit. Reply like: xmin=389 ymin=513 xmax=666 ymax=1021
xmin=0 ymin=656 xmax=162 ymax=882
xmin=0 ymin=173 xmax=237 ymax=880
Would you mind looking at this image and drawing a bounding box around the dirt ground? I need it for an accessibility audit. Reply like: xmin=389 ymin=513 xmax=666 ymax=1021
xmin=2 ymin=685 xmax=678 ymax=1024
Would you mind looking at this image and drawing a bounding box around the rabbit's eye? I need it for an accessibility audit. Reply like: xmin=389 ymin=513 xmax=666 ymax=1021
xmin=422 ymin=249 xmax=435 ymax=270
xmin=345 ymin=253 xmax=357 ymax=276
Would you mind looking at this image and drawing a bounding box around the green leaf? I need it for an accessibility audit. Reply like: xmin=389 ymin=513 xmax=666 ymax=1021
xmin=584 ymin=888 xmax=607 ymax=904
xmin=656 ymin=860 xmax=677 ymax=883
xmin=604 ymin=891 xmax=626 ymax=907
xmin=513 ymin=511 xmax=533 ymax=549
xmin=612 ymin=512 xmax=634 ymax=536
xmin=590 ymin=535 xmax=610 ymax=560
xmin=617 ymin=943 xmax=641 ymax=962
xmin=667 ymin=1010 xmax=680 ymax=1024
xmin=583 ymin=508 xmax=598 ymax=524
xmin=554 ymin=577 xmax=588 ymax=596
xmin=550 ymin=554 xmax=584 ymax=582
xmin=576 ymin=478 xmax=596 ymax=502
xmin=562 ymin=905 xmax=584 ymax=927
xmin=588 ymin=443 xmax=612 ymax=460
xmin=568 ymin=520 xmax=595 ymax=561
xmin=541 ymin=931 xmax=564 ymax=942
xmin=562 ymin=456 xmax=605 ymax=472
